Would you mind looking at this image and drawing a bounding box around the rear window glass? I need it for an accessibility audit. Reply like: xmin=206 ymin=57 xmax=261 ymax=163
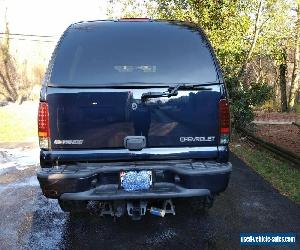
xmin=50 ymin=21 xmax=218 ymax=85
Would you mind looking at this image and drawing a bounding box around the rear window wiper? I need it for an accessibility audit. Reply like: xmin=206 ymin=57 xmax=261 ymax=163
xmin=141 ymin=83 xmax=211 ymax=101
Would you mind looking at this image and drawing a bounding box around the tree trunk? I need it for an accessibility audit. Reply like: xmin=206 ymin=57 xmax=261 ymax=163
xmin=273 ymin=68 xmax=280 ymax=110
xmin=288 ymin=2 xmax=300 ymax=110
xmin=279 ymin=61 xmax=288 ymax=112
xmin=238 ymin=0 xmax=263 ymax=80
xmin=0 ymin=19 xmax=19 ymax=102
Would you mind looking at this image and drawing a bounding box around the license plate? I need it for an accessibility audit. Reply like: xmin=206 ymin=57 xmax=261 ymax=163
xmin=120 ymin=170 xmax=152 ymax=191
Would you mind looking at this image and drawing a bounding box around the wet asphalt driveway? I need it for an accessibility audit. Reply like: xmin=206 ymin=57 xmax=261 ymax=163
xmin=0 ymin=147 xmax=299 ymax=250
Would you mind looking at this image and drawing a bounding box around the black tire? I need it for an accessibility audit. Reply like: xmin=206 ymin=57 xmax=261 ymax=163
xmin=189 ymin=195 xmax=215 ymax=213
xmin=58 ymin=199 xmax=88 ymax=216
xmin=200 ymin=195 xmax=215 ymax=210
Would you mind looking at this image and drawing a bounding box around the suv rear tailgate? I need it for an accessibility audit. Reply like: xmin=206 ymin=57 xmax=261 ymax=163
xmin=47 ymin=84 xmax=221 ymax=150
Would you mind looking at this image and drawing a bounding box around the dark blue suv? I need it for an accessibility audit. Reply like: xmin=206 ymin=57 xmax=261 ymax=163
xmin=37 ymin=19 xmax=231 ymax=219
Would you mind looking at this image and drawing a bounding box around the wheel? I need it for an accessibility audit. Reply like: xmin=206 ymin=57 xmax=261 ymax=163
xmin=200 ymin=195 xmax=215 ymax=210
xmin=189 ymin=195 xmax=215 ymax=213
xmin=58 ymin=199 xmax=88 ymax=216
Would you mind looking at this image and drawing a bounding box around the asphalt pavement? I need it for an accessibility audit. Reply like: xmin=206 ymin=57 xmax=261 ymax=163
xmin=0 ymin=147 xmax=299 ymax=250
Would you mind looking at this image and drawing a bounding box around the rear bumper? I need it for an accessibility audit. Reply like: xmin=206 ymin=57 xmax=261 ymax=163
xmin=37 ymin=160 xmax=231 ymax=200
xmin=40 ymin=146 xmax=229 ymax=166
xmin=60 ymin=183 xmax=211 ymax=201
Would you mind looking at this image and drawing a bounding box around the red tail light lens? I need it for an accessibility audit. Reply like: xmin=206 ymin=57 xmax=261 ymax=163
xmin=219 ymin=99 xmax=230 ymax=144
xmin=38 ymin=102 xmax=50 ymax=137
xmin=38 ymin=102 xmax=50 ymax=148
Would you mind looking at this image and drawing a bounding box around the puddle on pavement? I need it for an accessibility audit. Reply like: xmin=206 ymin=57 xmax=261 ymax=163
xmin=0 ymin=147 xmax=39 ymax=174
xmin=0 ymin=175 xmax=39 ymax=193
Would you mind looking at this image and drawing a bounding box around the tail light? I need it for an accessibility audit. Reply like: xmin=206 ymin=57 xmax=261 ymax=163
xmin=219 ymin=99 xmax=230 ymax=144
xmin=38 ymin=102 xmax=50 ymax=149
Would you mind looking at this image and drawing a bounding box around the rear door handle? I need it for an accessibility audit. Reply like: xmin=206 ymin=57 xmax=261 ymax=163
xmin=124 ymin=136 xmax=146 ymax=150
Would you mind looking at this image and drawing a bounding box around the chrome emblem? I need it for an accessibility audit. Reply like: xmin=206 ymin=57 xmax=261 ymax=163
xmin=132 ymin=103 xmax=138 ymax=110
xmin=54 ymin=140 xmax=84 ymax=145
xmin=180 ymin=137 xmax=215 ymax=142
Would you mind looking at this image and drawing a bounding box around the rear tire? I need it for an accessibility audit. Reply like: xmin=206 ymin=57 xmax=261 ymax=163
xmin=200 ymin=195 xmax=215 ymax=210
xmin=58 ymin=199 xmax=88 ymax=216
xmin=190 ymin=195 xmax=215 ymax=213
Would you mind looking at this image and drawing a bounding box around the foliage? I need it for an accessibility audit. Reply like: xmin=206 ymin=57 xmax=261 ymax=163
xmin=106 ymin=0 xmax=154 ymax=18
xmin=0 ymin=20 xmax=44 ymax=103
xmin=0 ymin=22 xmax=19 ymax=102
xmin=227 ymin=77 xmax=273 ymax=128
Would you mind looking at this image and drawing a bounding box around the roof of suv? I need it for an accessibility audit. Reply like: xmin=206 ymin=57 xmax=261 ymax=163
xmin=70 ymin=18 xmax=199 ymax=30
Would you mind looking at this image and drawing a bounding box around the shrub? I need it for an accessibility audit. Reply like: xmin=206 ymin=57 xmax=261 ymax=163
xmin=226 ymin=77 xmax=273 ymax=129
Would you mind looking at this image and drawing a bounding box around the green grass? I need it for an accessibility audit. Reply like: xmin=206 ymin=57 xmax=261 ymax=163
xmin=232 ymin=142 xmax=300 ymax=204
xmin=0 ymin=102 xmax=37 ymax=142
